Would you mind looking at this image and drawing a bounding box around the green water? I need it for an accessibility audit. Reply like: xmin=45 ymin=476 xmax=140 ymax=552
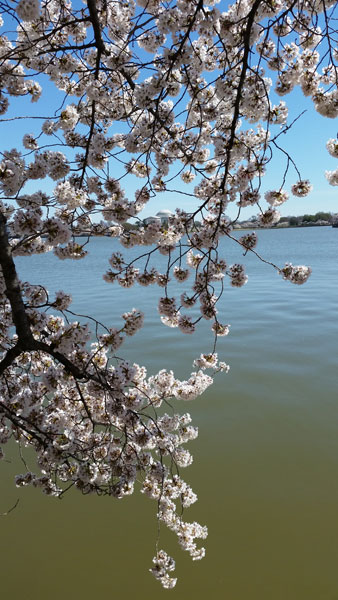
xmin=1 ymin=227 xmax=338 ymax=599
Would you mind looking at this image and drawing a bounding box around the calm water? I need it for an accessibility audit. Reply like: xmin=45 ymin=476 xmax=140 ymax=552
xmin=1 ymin=227 xmax=338 ymax=599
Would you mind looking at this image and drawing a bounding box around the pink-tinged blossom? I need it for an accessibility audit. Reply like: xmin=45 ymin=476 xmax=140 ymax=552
xmin=193 ymin=353 xmax=218 ymax=369
xmin=150 ymin=550 xmax=177 ymax=589
xmin=158 ymin=297 xmax=177 ymax=317
xmin=265 ymin=189 xmax=289 ymax=206
xmin=326 ymin=138 xmax=338 ymax=158
xmin=160 ymin=314 xmax=180 ymax=328
xmin=23 ymin=134 xmax=38 ymax=150
xmin=259 ymin=207 xmax=281 ymax=227
xmin=58 ymin=105 xmax=78 ymax=131
xmin=325 ymin=169 xmax=338 ymax=186
xmin=52 ymin=291 xmax=72 ymax=311
xmin=280 ymin=263 xmax=312 ymax=285
xmin=212 ymin=322 xmax=230 ymax=337
xmin=238 ymin=189 xmax=261 ymax=207
xmin=122 ymin=309 xmax=144 ymax=336
xmin=180 ymin=292 xmax=197 ymax=308
xmin=239 ymin=232 xmax=257 ymax=250
xmin=186 ymin=249 xmax=203 ymax=268
xmin=41 ymin=120 xmax=56 ymax=135
xmin=16 ymin=0 xmax=40 ymax=21
xmin=229 ymin=264 xmax=248 ymax=287
xmin=54 ymin=242 xmax=87 ymax=260
xmin=178 ymin=315 xmax=195 ymax=334
xmin=173 ymin=266 xmax=190 ymax=282
xmin=291 ymin=180 xmax=313 ymax=197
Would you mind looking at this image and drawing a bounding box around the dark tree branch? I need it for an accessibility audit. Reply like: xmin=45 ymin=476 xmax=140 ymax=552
xmin=0 ymin=211 xmax=32 ymax=346
xmin=0 ymin=211 xmax=91 ymax=380
xmin=87 ymin=0 xmax=107 ymax=56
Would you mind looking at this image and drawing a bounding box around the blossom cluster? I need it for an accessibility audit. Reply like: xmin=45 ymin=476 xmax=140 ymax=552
xmin=280 ymin=263 xmax=312 ymax=285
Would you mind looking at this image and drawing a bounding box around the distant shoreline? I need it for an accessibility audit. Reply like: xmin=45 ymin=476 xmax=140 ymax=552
xmin=10 ymin=223 xmax=333 ymax=241
xmin=233 ymin=223 xmax=333 ymax=230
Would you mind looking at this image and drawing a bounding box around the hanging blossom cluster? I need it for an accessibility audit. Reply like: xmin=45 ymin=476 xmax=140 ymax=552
xmin=325 ymin=137 xmax=338 ymax=185
xmin=0 ymin=0 xmax=331 ymax=588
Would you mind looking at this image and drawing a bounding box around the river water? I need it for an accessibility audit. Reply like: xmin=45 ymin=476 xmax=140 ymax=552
xmin=1 ymin=226 xmax=338 ymax=599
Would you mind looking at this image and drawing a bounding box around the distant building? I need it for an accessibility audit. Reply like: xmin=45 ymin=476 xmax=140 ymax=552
xmin=240 ymin=221 xmax=256 ymax=229
xmin=143 ymin=216 xmax=161 ymax=226
xmin=156 ymin=210 xmax=174 ymax=226
xmin=143 ymin=210 xmax=174 ymax=227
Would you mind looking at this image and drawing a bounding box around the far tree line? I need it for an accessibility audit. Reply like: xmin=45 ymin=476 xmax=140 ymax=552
xmin=280 ymin=212 xmax=335 ymax=226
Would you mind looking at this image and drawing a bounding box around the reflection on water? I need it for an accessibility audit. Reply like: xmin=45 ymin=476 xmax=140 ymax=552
xmin=1 ymin=227 xmax=338 ymax=599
